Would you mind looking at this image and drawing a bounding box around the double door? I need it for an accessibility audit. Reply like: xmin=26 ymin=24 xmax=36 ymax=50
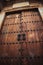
xmin=0 ymin=8 xmax=43 ymax=65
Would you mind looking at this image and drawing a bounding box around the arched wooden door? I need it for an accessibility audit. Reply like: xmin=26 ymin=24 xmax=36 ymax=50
xmin=0 ymin=8 xmax=43 ymax=65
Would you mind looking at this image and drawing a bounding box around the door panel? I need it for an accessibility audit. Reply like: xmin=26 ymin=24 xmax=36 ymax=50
xmin=21 ymin=9 xmax=43 ymax=57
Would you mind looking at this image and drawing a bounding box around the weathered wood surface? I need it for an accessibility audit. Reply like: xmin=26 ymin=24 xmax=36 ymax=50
xmin=0 ymin=8 xmax=43 ymax=65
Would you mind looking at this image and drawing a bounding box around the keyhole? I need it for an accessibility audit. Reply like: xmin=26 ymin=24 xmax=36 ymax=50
xmin=17 ymin=34 xmax=21 ymax=41
xmin=22 ymin=34 xmax=26 ymax=40
xmin=17 ymin=34 xmax=26 ymax=41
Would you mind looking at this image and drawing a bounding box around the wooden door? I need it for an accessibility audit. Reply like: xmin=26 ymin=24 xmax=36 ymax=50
xmin=0 ymin=8 xmax=43 ymax=65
